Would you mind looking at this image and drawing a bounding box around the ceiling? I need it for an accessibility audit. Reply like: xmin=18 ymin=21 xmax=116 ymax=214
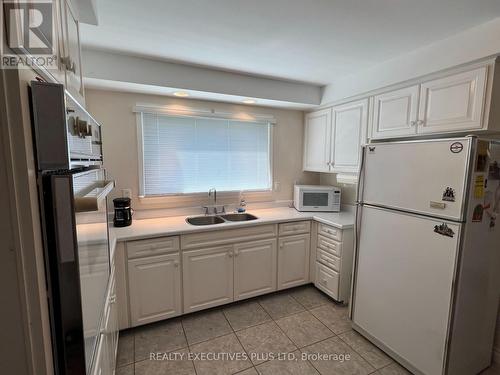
xmin=80 ymin=0 xmax=500 ymax=86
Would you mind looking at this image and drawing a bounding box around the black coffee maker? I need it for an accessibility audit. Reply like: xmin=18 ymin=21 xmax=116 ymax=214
xmin=113 ymin=197 xmax=133 ymax=227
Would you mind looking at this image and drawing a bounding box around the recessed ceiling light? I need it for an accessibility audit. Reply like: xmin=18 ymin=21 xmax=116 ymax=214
xmin=242 ymin=99 xmax=256 ymax=104
xmin=173 ymin=91 xmax=190 ymax=97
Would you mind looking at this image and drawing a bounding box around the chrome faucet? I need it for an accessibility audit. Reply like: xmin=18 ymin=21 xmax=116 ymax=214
xmin=208 ymin=188 xmax=217 ymax=205
xmin=206 ymin=188 xmax=225 ymax=215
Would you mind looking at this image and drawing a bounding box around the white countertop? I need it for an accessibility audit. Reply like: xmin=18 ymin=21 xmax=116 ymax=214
xmin=111 ymin=207 xmax=355 ymax=242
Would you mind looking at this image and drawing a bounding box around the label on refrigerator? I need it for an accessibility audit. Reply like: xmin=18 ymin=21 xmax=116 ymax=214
xmin=474 ymin=175 xmax=485 ymax=199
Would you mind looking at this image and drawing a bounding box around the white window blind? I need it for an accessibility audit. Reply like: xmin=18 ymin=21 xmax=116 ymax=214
xmin=139 ymin=113 xmax=272 ymax=196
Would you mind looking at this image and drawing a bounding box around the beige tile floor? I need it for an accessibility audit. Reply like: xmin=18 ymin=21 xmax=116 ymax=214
xmin=115 ymin=284 xmax=500 ymax=375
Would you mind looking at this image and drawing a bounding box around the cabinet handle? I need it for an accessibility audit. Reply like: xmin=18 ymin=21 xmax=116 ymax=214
xmin=228 ymin=251 xmax=233 ymax=258
xmin=279 ymin=243 xmax=283 ymax=249
xmin=417 ymin=120 xmax=425 ymax=126
xmin=60 ymin=56 xmax=76 ymax=73
xmin=234 ymin=249 xmax=239 ymax=257
xmin=410 ymin=121 xmax=416 ymax=127
xmin=174 ymin=261 xmax=179 ymax=267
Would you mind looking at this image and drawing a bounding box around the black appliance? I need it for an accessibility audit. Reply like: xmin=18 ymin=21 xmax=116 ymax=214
xmin=30 ymin=81 xmax=114 ymax=375
xmin=113 ymin=197 xmax=133 ymax=227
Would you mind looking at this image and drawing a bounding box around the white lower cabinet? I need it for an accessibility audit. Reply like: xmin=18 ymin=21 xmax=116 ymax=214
xmin=315 ymin=262 xmax=340 ymax=300
xmin=128 ymin=253 xmax=182 ymax=326
xmin=183 ymin=246 xmax=234 ymax=313
xmin=278 ymin=233 xmax=310 ymax=290
xmin=92 ymin=267 xmax=118 ymax=375
xmin=119 ymin=222 xmax=323 ymax=329
xmin=234 ymin=239 xmax=277 ymax=300
xmin=313 ymin=223 xmax=354 ymax=303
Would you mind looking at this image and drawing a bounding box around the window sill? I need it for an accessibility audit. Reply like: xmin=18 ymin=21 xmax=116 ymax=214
xmin=138 ymin=190 xmax=274 ymax=208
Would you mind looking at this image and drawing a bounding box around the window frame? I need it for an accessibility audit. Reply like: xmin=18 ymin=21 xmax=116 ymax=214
xmin=136 ymin=110 xmax=275 ymax=204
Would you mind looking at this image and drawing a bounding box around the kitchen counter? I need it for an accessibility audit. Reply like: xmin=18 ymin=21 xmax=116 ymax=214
xmin=111 ymin=207 xmax=355 ymax=242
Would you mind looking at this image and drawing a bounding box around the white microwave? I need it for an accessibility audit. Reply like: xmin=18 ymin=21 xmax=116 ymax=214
xmin=294 ymin=185 xmax=341 ymax=212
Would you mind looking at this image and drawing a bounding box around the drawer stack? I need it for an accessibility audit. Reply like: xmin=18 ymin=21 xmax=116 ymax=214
xmin=314 ymin=223 xmax=354 ymax=303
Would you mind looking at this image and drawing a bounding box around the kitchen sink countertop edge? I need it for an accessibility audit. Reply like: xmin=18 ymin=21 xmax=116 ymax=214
xmin=110 ymin=207 xmax=355 ymax=242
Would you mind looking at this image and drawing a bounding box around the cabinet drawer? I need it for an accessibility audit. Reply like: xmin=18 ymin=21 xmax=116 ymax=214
xmin=315 ymin=262 xmax=339 ymax=300
xmin=317 ymin=248 xmax=340 ymax=272
xmin=317 ymin=235 xmax=342 ymax=257
xmin=181 ymin=224 xmax=277 ymax=250
xmin=279 ymin=221 xmax=311 ymax=236
xmin=127 ymin=236 xmax=180 ymax=259
xmin=318 ymin=223 xmax=342 ymax=241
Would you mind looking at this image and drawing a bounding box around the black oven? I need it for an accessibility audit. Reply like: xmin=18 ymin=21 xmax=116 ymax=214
xmin=30 ymin=81 xmax=113 ymax=375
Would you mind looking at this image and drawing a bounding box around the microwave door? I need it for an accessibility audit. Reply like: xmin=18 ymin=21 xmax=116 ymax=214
xmin=303 ymin=191 xmax=331 ymax=209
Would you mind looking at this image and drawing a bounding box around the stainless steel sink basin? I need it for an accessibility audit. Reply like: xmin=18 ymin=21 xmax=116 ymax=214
xmin=220 ymin=213 xmax=258 ymax=222
xmin=186 ymin=216 xmax=225 ymax=226
xmin=186 ymin=213 xmax=259 ymax=225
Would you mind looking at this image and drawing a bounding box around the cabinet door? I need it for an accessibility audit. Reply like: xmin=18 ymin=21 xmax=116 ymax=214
xmin=108 ymin=273 xmax=118 ymax=373
xmin=418 ymin=67 xmax=487 ymax=134
xmin=303 ymin=108 xmax=332 ymax=172
xmin=61 ymin=0 xmax=84 ymax=103
xmin=315 ymin=262 xmax=340 ymax=300
xmin=371 ymin=85 xmax=419 ymax=139
xmin=331 ymin=99 xmax=368 ymax=174
xmin=183 ymin=246 xmax=234 ymax=313
xmin=128 ymin=253 xmax=182 ymax=327
xmin=278 ymin=234 xmax=311 ymax=290
xmin=234 ymin=239 xmax=277 ymax=301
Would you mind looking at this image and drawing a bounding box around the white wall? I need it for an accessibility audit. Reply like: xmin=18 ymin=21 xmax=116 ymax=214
xmin=83 ymin=49 xmax=322 ymax=106
xmin=321 ymin=17 xmax=500 ymax=104
xmin=85 ymin=89 xmax=319 ymax=211
xmin=319 ymin=174 xmax=357 ymax=206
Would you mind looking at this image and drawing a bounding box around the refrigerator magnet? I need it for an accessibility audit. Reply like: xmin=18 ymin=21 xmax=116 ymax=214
xmin=434 ymin=223 xmax=455 ymax=237
xmin=472 ymin=204 xmax=484 ymax=223
xmin=442 ymin=187 xmax=456 ymax=202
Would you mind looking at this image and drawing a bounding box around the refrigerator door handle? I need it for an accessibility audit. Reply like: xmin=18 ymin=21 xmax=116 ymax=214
xmin=356 ymin=145 xmax=367 ymax=204
xmin=349 ymin=203 xmax=363 ymax=319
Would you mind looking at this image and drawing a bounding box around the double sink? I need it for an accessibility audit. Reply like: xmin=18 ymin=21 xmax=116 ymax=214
xmin=186 ymin=213 xmax=258 ymax=226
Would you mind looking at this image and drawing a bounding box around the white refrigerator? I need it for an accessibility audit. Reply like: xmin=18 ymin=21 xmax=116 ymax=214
xmin=351 ymin=137 xmax=500 ymax=375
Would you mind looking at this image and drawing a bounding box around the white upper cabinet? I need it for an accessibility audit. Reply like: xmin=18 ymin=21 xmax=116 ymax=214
xmin=61 ymin=0 xmax=85 ymax=104
xmin=331 ymin=99 xmax=368 ymax=174
xmin=369 ymin=62 xmax=499 ymax=140
xmin=303 ymin=108 xmax=332 ymax=172
xmin=303 ymin=99 xmax=368 ymax=174
xmin=418 ymin=67 xmax=487 ymax=134
xmin=371 ymin=85 xmax=419 ymax=139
